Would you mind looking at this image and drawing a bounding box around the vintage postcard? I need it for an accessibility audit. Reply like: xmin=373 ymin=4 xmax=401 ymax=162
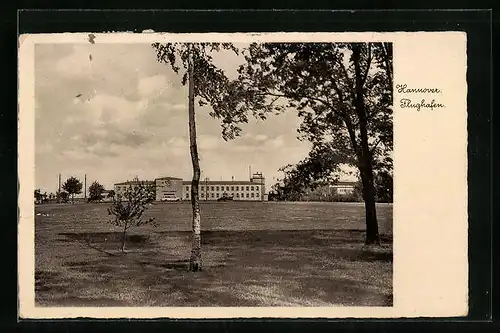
xmin=18 ymin=32 xmax=467 ymax=319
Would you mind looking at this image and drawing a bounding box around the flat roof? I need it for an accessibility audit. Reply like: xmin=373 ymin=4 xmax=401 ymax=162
xmin=182 ymin=180 xmax=261 ymax=186
xmin=330 ymin=182 xmax=358 ymax=186
xmin=155 ymin=176 xmax=183 ymax=181
xmin=115 ymin=180 xmax=155 ymax=185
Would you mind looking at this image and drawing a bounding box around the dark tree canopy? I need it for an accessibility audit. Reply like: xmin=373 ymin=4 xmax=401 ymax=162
xmin=62 ymin=176 xmax=83 ymax=203
xmin=88 ymin=181 xmax=105 ymax=202
xmin=215 ymin=42 xmax=393 ymax=161
xmin=212 ymin=42 xmax=393 ymax=245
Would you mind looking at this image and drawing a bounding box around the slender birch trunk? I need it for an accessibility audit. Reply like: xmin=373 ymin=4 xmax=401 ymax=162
xmin=188 ymin=45 xmax=202 ymax=271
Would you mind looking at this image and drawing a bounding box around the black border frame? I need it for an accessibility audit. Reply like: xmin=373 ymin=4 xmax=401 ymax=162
xmin=1 ymin=7 xmax=493 ymax=332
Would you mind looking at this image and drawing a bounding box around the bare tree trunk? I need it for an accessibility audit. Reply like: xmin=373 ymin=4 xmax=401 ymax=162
xmin=188 ymin=45 xmax=202 ymax=272
xmin=359 ymin=160 xmax=380 ymax=245
xmin=352 ymin=43 xmax=380 ymax=246
xmin=121 ymin=224 xmax=127 ymax=253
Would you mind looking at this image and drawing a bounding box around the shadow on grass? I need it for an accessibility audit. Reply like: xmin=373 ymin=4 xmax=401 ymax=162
xmin=37 ymin=229 xmax=392 ymax=307
xmin=60 ymin=232 xmax=151 ymax=245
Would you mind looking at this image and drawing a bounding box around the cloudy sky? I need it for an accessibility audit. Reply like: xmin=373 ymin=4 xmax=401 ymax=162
xmin=34 ymin=42 xmax=316 ymax=194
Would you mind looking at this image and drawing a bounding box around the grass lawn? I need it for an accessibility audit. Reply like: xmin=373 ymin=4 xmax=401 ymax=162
xmin=35 ymin=202 xmax=393 ymax=307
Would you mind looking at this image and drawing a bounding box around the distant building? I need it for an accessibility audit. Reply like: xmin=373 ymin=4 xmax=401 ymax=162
xmin=114 ymin=172 xmax=267 ymax=202
xmin=304 ymin=181 xmax=358 ymax=201
xmin=101 ymin=189 xmax=115 ymax=202
xmin=329 ymin=182 xmax=357 ymax=195
xmin=154 ymin=177 xmax=184 ymax=201
xmin=114 ymin=180 xmax=155 ymax=198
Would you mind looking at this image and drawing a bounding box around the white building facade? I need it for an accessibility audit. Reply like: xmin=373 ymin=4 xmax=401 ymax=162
xmin=115 ymin=173 xmax=267 ymax=202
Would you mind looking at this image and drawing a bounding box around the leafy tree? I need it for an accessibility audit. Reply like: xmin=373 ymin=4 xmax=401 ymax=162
xmin=152 ymin=42 xmax=238 ymax=271
xmin=62 ymin=176 xmax=83 ymax=204
xmin=214 ymin=42 xmax=393 ymax=245
xmin=56 ymin=190 xmax=69 ymax=203
xmin=107 ymin=190 xmax=115 ymax=198
xmin=88 ymin=181 xmax=105 ymax=202
xmin=107 ymin=178 xmax=156 ymax=252
xmin=375 ymin=171 xmax=393 ymax=203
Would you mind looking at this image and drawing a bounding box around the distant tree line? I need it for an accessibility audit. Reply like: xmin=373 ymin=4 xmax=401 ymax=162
xmin=269 ymin=171 xmax=393 ymax=203
xmin=34 ymin=176 xmax=115 ymax=205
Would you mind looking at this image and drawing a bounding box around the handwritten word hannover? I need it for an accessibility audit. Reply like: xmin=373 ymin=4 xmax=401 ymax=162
xmin=396 ymin=84 xmax=445 ymax=111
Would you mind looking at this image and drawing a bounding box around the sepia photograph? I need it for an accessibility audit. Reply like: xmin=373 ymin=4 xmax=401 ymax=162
xmin=18 ymin=32 xmax=468 ymax=319
xmin=32 ymin=39 xmax=393 ymax=307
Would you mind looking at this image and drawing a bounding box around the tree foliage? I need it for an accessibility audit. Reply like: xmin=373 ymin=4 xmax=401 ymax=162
xmin=107 ymin=178 xmax=156 ymax=252
xmin=62 ymin=176 xmax=83 ymax=204
xmin=153 ymin=43 xmax=241 ymax=139
xmin=214 ymin=42 xmax=393 ymax=245
xmin=88 ymin=181 xmax=105 ymax=202
xmin=56 ymin=190 xmax=69 ymax=203
xmin=34 ymin=189 xmax=43 ymax=204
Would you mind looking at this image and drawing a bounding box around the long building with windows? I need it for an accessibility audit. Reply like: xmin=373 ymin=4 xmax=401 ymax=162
xmin=116 ymin=172 xmax=267 ymax=202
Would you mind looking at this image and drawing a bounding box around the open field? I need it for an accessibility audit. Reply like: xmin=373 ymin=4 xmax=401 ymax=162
xmin=34 ymin=201 xmax=393 ymax=307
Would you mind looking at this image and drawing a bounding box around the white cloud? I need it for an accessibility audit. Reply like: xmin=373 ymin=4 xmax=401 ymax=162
xmin=267 ymin=135 xmax=285 ymax=149
xmin=55 ymin=45 xmax=94 ymax=78
xmin=36 ymin=143 xmax=53 ymax=154
xmin=172 ymin=103 xmax=187 ymax=110
xmin=72 ymin=93 xmax=147 ymax=127
xmin=167 ymin=137 xmax=188 ymax=148
xmin=198 ymin=134 xmax=221 ymax=150
xmin=255 ymin=134 xmax=268 ymax=141
xmin=137 ymin=75 xmax=168 ymax=98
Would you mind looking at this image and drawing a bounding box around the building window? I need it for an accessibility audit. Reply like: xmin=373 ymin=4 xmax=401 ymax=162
xmin=246 ymin=186 xmax=249 ymax=191
xmin=211 ymin=193 xmax=214 ymax=198
xmin=246 ymin=193 xmax=249 ymax=198
xmin=255 ymin=186 xmax=259 ymax=190
xmin=231 ymin=186 xmax=234 ymax=191
xmin=251 ymin=193 xmax=254 ymax=198
xmin=236 ymin=193 xmax=239 ymax=198
xmin=251 ymin=186 xmax=254 ymax=190
xmin=216 ymin=193 xmax=219 ymax=198
xmin=225 ymin=186 xmax=228 ymax=191
xmin=216 ymin=186 xmax=219 ymax=191
xmin=201 ymin=193 xmax=204 ymax=198
xmin=186 ymin=186 xmax=189 ymax=191
xmin=185 ymin=193 xmax=189 ymax=198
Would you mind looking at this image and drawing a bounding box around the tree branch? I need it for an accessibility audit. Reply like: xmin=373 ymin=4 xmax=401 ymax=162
xmin=361 ymin=43 xmax=372 ymax=87
xmin=370 ymin=137 xmax=383 ymax=154
xmin=336 ymin=58 xmax=354 ymax=98
xmin=255 ymin=91 xmax=334 ymax=111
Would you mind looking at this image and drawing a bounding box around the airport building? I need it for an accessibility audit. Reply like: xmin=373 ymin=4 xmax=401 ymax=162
xmin=115 ymin=172 xmax=267 ymax=202
xmin=114 ymin=180 xmax=155 ymax=198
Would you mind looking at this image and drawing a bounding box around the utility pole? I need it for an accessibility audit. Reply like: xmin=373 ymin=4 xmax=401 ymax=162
xmin=57 ymin=173 xmax=61 ymax=203
xmin=84 ymin=174 xmax=87 ymax=200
